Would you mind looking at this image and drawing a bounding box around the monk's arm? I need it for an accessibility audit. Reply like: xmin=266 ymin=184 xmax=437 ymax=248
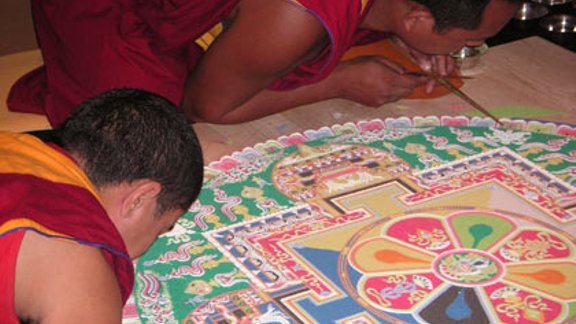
xmin=181 ymin=0 xmax=328 ymax=123
xmin=15 ymin=231 xmax=123 ymax=323
xmin=181 ymin=0 xmax=427 ymax=124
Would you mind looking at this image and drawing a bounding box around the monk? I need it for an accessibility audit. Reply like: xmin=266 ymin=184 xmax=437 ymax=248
xmin=8 ymin=0 xmax=521 ymax=126
xmin=0 ymin=89 xmax=204 ymax=322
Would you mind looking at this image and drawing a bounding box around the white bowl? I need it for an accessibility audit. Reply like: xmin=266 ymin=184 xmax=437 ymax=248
xmin=450 ymin=43 xmax=489 ymax=71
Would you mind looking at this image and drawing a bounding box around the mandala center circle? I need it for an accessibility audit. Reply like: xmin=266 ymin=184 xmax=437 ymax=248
xmin=433 ymin=249 xmax=503 ymax=287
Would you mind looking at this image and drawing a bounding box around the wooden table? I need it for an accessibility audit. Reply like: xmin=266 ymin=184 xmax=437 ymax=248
xmin=1 ymin=37 xmax=575 ymax=163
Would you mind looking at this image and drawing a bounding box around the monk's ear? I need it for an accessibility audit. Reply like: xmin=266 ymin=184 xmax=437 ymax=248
xmin=122 ymin=180 xmax=162 ymax=221
xmin=402 ymin=3 xmax=435 ymax=32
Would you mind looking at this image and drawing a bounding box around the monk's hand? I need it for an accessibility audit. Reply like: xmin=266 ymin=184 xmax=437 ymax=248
xmin=330 ymin=56 xmax=428 ymax=107
xmin=390 ymin=36 xmax=456 ymax=93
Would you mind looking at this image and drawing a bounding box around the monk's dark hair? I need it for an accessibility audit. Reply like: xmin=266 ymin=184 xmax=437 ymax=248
xmin=59 ymin=88 xmax=204 ymax=215
xmin=412 ymin=0 xmax=521 ymax=31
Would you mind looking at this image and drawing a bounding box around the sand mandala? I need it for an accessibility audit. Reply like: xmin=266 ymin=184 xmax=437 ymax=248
xmin=123 ymin=116 xmax=576 ymax=323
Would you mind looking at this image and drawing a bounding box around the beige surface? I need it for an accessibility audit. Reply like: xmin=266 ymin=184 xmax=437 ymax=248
xmin=1 ymin=37 xmax=575 ymax=163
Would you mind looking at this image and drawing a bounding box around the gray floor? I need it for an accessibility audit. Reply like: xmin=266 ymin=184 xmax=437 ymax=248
xmin=1 ymin=1 xmax=37 ymax=56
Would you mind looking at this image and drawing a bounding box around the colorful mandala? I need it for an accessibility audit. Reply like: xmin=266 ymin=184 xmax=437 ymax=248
xmin=340 ymin=209 xmax=576 ymax=323
xmin=125 ymin=117 xmax=576 ymax=324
